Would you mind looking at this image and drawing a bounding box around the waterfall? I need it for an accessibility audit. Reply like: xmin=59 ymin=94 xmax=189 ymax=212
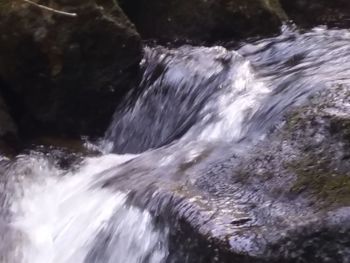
xmin=2 ymin=26 xmax=350 ymax=262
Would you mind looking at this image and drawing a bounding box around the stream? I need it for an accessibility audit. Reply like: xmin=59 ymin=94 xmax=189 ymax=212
xmin=1 ymin=26 xmax=350 ymax=262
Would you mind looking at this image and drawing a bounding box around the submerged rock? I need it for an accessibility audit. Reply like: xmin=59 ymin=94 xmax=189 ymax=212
xmin=0 ymin=0 xmax=142 ymax=138
xmin=120 ymin=0 xmax=285 ymax=43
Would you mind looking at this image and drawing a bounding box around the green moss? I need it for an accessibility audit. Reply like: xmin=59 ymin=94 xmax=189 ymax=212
xmin=282 ymin=105 xmax=312 ymax=140
xmin=95 ymin=0 xmax=118 ymax=9
xmin=0 ymin=0 xmax=13 ymax=10
xmin=285 ymin=110 xmax=304 ymax=131
xmin=289 ymin=156 xmax=350 ymax=207
xmin=284 ymin=84 xmax=350 ymax=208
xmin=262 ymin=0 xmax=288 ymax=20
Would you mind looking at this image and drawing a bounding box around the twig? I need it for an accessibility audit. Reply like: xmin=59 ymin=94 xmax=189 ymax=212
xmin=23 ymin=0 xmax=77 ymax=17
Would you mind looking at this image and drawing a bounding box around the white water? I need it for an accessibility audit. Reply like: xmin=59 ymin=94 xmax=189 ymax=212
xmin=7 ymin=45 xmax=269 ymax=263
xmin=183 ymin=59 xmax=270 ymax=142
xmin=103 ymin=46 xmax=271 ymax=154
xmin=2 ymin=27 xmax=350 ymax=263
xmin=10 ymin=154 xmax=168 ymax=263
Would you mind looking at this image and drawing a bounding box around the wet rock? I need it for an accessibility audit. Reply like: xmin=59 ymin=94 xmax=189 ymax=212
xmin=265 ymin=85 xmax=350 ymax=209
xmin=0 ymin=96 xmax=17 ymax=141
xmin=120 ymin=0 xmax=285 ymax=43
xmin=180 ymin=84 xmax=350 ymax=262
xmin=0 ymin=0 xmax=142 ymax=138
xmin=102 ymin=84 xmax=350 ymax=262
xmin=0 ymin=92 xmax=18 ymax=156
xmin=280 ymin=0 xmax=350 ymax=28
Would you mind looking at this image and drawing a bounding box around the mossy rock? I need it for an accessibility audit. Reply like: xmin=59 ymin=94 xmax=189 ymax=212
xmin=283 ymin=86 xmax=350 ymax=208
xmin=185 ymin=84 xmax=350 ymax=261
xmin=236 ymin=84 xmax=350 ymax=209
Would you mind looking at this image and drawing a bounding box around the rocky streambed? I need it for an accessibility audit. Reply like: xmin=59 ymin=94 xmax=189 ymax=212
xmin=0 ymin=1 xmax=350 ymax=263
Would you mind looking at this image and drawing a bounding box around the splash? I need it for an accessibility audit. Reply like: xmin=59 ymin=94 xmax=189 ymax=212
xmin=10 ymin=154 xmax=168 ymax=263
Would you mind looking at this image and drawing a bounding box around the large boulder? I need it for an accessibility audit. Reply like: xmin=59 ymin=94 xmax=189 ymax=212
xmin=280 ymin=0 xmax=350 ymax=28
xmin=101 ymin=84 xmax=350 ymax=262
xmin=0 ymin=0 xmax=142 ymax=138
xmin=120 ymin=0 xmax=350 ymax=43
xmin=179 ymin=84 xmax=350 ymax=262
xmin=120 ymin=0 xmax=286 ymax=43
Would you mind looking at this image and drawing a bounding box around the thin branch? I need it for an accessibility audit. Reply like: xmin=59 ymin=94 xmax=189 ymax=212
xmin=23 ymin=0 xmax=77 ymax=17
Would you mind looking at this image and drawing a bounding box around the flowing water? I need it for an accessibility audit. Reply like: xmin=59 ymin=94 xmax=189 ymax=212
xmin=2 ymin=26 xmax=350 ymax=262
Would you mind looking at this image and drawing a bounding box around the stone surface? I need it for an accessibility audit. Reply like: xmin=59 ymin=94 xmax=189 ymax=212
xmin=0 ymin=0 xmax=142 ymax=138
xmin=178 ymin=84 xmax=350 ymax=262
xmin=280 ymin=0 xmax=350 ymax=28
xmin=0 ymin=81 xmax=18 ymax=156
xmin=101 ymin=84 xmax=350 ymax=262
xmin=120 ymin=0 xmax=350 ymax=43
xmin=0 ymin=96 xmax=17 ymax=142
xmin=120 ymin=0 xmax=285 ymax=43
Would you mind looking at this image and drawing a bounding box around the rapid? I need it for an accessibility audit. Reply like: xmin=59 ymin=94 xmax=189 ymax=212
xmin=1 ymin=26 xmax=350 ymax=263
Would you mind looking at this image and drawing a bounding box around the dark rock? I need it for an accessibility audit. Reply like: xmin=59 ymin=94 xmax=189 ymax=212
xmin=0 ymin=90 xmax=18 ymax=156
xmin=120 ymin=0 xmax=350 ymax=43
xmin=280 ymin=0 xmax=350 ymax=28
xmin=0 ymin=96 xmax=17 ymax=142
xmin=120 ymin=0 xmax=286 ymax=43
xmin=0 ymin=0 xmax=142 ymax=138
